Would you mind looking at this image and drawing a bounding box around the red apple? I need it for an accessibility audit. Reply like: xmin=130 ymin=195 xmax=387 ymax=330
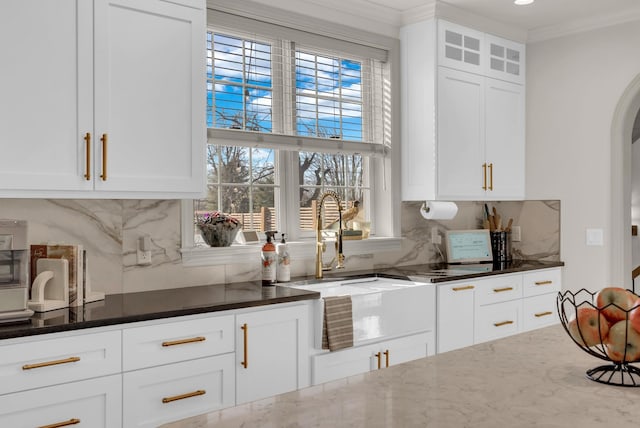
xmin=628 ymin=297 xmax=640 ymax=334
xmin=596 ymin=287 xmax=635 ymax=323
xmin=567 ymin=307 xmax=609 ymax=347
xmin=605 ymin=320 xmax=640 ymax=362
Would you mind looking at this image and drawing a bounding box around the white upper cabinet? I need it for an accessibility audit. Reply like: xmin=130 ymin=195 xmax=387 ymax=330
xmin=401 ymin=19 xmax=526 ymax=201
xmin=0 ymin=0 xmax=93 ymax=193
xmin=485 ymin=34 xmax=525 ymax=85
xmin=437 ymin=20 xmax=485 ymax=74
xmin=0 ymin=0 xmax=206 ymax=199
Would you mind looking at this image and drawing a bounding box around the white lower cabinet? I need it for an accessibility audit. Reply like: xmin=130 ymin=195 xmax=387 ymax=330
xmin=312 ymin=332 xmax=434 ymax=385
xmin=235 ymin=304 xmax=309 ymax=405
xmin=0 ymin=374 xmax=122 ymax=428
xmin=123 ymin=354 xmax=235 ymax=428
xmin=437 ymin=267 xmax=562 ymax=353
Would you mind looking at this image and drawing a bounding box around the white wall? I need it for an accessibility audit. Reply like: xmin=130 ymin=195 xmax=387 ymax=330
xmin=632 ymin=139 xmax=640 ymax=277
xmin=526 ymin=20 xmax=640 ymax=292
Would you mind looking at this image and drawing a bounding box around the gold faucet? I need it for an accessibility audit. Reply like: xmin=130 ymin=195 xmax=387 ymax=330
xmin=315 ymin=191 xmax=345 ymax=279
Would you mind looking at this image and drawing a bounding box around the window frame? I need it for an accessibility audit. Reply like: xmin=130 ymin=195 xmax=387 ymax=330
xmin=180 ymin=4 xmax=402 ymax=267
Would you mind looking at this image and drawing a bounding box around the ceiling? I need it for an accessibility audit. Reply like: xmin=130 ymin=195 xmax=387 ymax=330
xmin=243 ymin=0 xmax=640 ymax=42
xmin=365 ymin=0 xmax=640 ymax=32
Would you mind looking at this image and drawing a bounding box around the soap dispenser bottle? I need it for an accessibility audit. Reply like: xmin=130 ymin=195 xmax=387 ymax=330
xmin=261 ymin=231 xmax=277 ymax=286
xmin=276 ymin=233 xmax=290 ymax=283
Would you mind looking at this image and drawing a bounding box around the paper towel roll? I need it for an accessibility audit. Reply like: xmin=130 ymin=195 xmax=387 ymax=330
xmin=419 ymin=201 xmax=458 ymax=220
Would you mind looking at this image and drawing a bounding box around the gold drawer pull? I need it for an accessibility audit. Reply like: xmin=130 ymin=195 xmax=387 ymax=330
xmin=162 ymin=389 xmax=206 ymax=404
xmin=482 ymin=163 xmax=487 ymax=190
xmin=375 ymin=352 xmax=382 ymax=369
xmin=241 ymin=323 xmax=248 ymax=369
xmin=39 ymin=418 xmax=80 ymax=428
xmin=384 ymin=349 xmax=389 ymax=368
xmin=494 ymin=320 xmax=514 ymax=327
xmin=488 ymin=163 xmax=493 ymax=191
xmin=493 ymin=287 xmax=513 ymax=293
xmin=100 ymin=133 xmax=108 ymax=181
xmin=534 ymin=280 xmax=553 ymax=286
xmin=535 ymin=311 xmax=553 ymax=318
xmin=452 ymin=285 xmax=474 ymax=291
xmin=83 ymin=132 xmax=91 ymax=180
xmin=162 ymin=336 xmax=206 ymax=347
xmin=22 ymin=356 xmax=80 ymax=371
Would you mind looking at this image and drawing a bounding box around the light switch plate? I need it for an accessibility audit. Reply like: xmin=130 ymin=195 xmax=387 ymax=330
xmin=586 ymin=228 xmax=604 ymax=246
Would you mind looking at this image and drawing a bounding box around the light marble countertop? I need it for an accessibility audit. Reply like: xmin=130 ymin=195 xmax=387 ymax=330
xmin=163 ymin=325 xmax=639 ymax=428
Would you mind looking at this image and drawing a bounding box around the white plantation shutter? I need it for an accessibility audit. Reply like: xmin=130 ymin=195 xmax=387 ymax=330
xmin=207 ymin=9 xmax=390 ymax=156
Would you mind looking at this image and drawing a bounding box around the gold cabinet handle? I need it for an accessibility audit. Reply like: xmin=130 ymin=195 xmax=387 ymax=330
xmin=452 ymin=285 xmax=474 ymax=291
xmin=22 ymin=356 xmax=80 ymax=370
xmin=39 ymin=419 xmax=81 ymax=428
xmin=241 ymin=323 xmax=248 ymax=369
xmin=482 ymin=163 xmax=487 ymax=190
xmin=100 ymin=133 xmax=108 ymax=181
xmin=384 ymin=349 xmax=389 ymax=368
xmin=535 ymin=311 xmax=553 ymax=318
xmin=488 ymin=163 xmax=493 ymax=191
xmin=535 ymin=280 xmax=553 ymax=286
xmin=493 ymin=287 xmax=513 ymax=293
xmin=83 ymin=132 xmax=91 ymax=180
xmin=162 ymin=336 xmax=206 ymax=347
xmin=494 ymin=320 xmax=514 ymax=327
xmin=375 ymin=352 xmax=382 ymax=369
xmin=162 ymin=389 xmax=206 ymax=404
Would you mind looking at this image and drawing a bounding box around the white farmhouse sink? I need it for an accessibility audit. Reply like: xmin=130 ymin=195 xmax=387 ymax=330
xmin=293 ymin=277 xmax=436 ymax=349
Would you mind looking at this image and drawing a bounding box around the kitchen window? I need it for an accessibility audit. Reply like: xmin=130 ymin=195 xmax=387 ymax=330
xmin=181 ymin=7 xmax=400 ymax=265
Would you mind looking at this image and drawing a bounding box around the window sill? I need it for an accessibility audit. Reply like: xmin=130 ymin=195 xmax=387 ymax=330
xmin=180 ymin=237 xmax=403 ymax=267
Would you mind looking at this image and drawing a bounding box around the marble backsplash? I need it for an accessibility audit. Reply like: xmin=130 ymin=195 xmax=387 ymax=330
xmin=0 ymin=199 xmax=559 ymax=294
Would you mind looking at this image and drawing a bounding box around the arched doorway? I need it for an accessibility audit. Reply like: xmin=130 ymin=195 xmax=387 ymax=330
xmin=610 ymin=74 xmax=640 ymax=288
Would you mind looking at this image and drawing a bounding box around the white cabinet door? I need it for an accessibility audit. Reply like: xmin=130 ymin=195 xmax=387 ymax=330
xmin=0 ymin=374 xmax=122 ymax=428
xmin=235 ymin=304 xmax=309 ymax=404
xmin=377 ymin=332 xmax=434 ymax=369
xmin=485 ymin=78 xmax=525 ymax=199
xmin=522 ymin=293 xmax=559 ymax=332
xmin=475 ymin=299 xmax=521 ymax=343
xmin=93 ymin=0 xmax=205 ymax=196
xmin=437 ymin=67 xmax=485 ymax=200
xmin=123 ymin=354 xmax=235 ymax=428
xmin=437 ymin=20 xmax=484 ymax=74
xmin=485 ymin=34 xmax=525 ymax=84
xmin=0 ymin=0 xmax=93 ymax=192
xmin=437 ymin=281 xmax=476 ymax=353
xmin=312 ymin=342 xmax=380 ymax=385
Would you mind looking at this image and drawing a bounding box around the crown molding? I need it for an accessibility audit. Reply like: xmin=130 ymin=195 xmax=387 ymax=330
xmin=528 ymin=8 xmax=640 ymax=43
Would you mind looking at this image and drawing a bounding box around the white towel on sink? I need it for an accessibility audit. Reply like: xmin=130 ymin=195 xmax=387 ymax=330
xmin=322 ymin=295 xmax=353 ymax=351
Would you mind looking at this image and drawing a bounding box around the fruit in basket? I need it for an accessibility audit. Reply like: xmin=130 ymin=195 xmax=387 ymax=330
xmin=628 ymin=297 xmax=640 ymax=333
xmin=596 ymin=287 xmax=636 ymax=323
xmin=567 ymin=307 xmax=610 ymax=347
xmin=604 ymin=320 xmax=640 ymax=362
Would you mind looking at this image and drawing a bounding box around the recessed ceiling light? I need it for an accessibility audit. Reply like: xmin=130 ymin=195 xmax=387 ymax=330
xmin=514 ymin=0 xmax=534 ymax=5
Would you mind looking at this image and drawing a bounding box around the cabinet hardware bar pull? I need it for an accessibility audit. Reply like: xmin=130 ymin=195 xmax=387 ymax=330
xmin=241 ymin=323 xmax=248 ymax=368
xmin=482 ymin=163 xmax=487 ymax=190
xmin=493 ymin=287 xmax=513 ymax=293
xmin=452 ymin=285 xmax=474 ymax=291
xmin=535 ymin=280 xmax=553 ymax=286
xmin=535 ymin=311 xmax=553 ymax=318
xmin=162 ymin=336 xmax=206 ymax=347
xmin=384 ymin=350 xmax=389 ymax=368
xmin=375 ymin=352 xmax=381 ymax=369
xmin=38 ymin=418 xmax=81 ymax=428
xmin=494 ymin=320 xmax=514 ymax=327
xmin=83 ymin=132 xmax=91 ymax=180
xmin=22 ymin=356 xmax=80 ymax=370
xmin=488 ymin=163 xmax=494 ymax=191
xmin=162 ymin=389 xmax=206 ymax=404
xmin=100 ymin=133 xmax=108 ymax=181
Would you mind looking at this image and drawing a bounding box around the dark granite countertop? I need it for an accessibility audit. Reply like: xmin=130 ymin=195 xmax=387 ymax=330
xmin=0 ymin=260 xmax=563 ymax=341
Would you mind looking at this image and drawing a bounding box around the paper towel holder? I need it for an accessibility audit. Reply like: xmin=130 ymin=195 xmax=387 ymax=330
xmin=419 ymin=201 xmax=458 ymax=220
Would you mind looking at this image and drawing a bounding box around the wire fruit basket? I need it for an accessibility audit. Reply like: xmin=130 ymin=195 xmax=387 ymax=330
xmin=557 ymin=288 xmax=640 ymax=387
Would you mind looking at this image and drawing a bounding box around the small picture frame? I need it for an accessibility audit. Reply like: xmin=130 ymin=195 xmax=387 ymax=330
xmin=236 ymin=230 xmax=260 ymax=245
